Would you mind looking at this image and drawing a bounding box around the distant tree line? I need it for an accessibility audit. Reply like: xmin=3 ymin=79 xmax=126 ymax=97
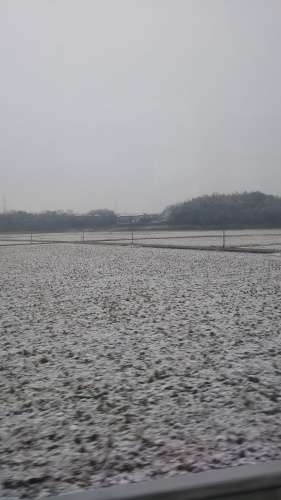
xmin=0 ymin=209 xmax=117 ymax=232
xmin=165 ymin=192 xmax=281 ymax=228
xmin=1 ymin=192 xmax=281 ymax=232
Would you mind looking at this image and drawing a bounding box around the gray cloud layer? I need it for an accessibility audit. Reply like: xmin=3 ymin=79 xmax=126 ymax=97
xmin=1 ymin=0 xmax=281 ymax=213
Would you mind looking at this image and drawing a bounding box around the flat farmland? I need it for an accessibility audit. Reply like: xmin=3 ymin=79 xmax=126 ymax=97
xmin=1 ymin=228 xmax=281 ymax=249
xmin=1 ymin=244 xmax=281 ymax=498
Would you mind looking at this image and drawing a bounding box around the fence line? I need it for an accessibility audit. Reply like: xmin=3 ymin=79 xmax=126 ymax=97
xmin=0 ymin=229 xmax=281 ymax=251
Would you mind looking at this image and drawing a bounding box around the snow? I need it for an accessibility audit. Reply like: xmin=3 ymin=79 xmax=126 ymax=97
xmin=0 ymin=243 xmax=281 ymax=498
xmin=1 ymin=228 xmax=281 ymax=249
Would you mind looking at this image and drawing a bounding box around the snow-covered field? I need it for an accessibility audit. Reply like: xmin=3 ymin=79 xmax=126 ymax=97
xmin=1 ymin=243 xmax=281 ymax=498
xmin=1 ymin=228 xmax=281 ymax=249
xmin=133 ymin=229 xmax=281 ymax=250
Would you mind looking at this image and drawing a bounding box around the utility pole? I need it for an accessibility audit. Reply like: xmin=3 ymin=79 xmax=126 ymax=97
xmin=3 ymin=196 xmax=7 ymax=214
xmin=222 ymin=228 xmax=225 ymax=248
xmin=131 ymin=218 xmax=134 ymax=244
xmin=222 ymin=207 xmax=226 ymax=248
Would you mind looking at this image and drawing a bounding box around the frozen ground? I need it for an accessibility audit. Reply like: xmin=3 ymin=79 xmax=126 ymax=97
xmin=1 ymin=228 xmax=281 ymax=249
xmin=0 ymin=244 xmax=281 ymax=498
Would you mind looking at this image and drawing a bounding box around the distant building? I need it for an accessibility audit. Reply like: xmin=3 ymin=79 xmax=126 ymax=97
xmin=117 ymin=215 xmax=136 ymax=225
xmin=117 ymin=213 xmax=166 ymax=226
xmin=117 ymin=213 xmax=163 ymax=226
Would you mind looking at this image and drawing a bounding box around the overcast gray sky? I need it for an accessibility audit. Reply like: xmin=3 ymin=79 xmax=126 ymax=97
xmin=1 ymin=0 xmax=281 ymax=213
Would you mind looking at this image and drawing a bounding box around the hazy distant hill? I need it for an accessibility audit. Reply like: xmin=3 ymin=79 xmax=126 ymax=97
xmin=165 ymin=192 xmax=281 ymax=228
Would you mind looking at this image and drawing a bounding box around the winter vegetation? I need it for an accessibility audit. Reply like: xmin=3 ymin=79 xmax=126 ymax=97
xmin=165 ymin=191 xmax=281 ymax=228
xmin=1 ymin=192 xmax=281 ymax=233
xmin=0 ymin=209 xmax=117 ymax=233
